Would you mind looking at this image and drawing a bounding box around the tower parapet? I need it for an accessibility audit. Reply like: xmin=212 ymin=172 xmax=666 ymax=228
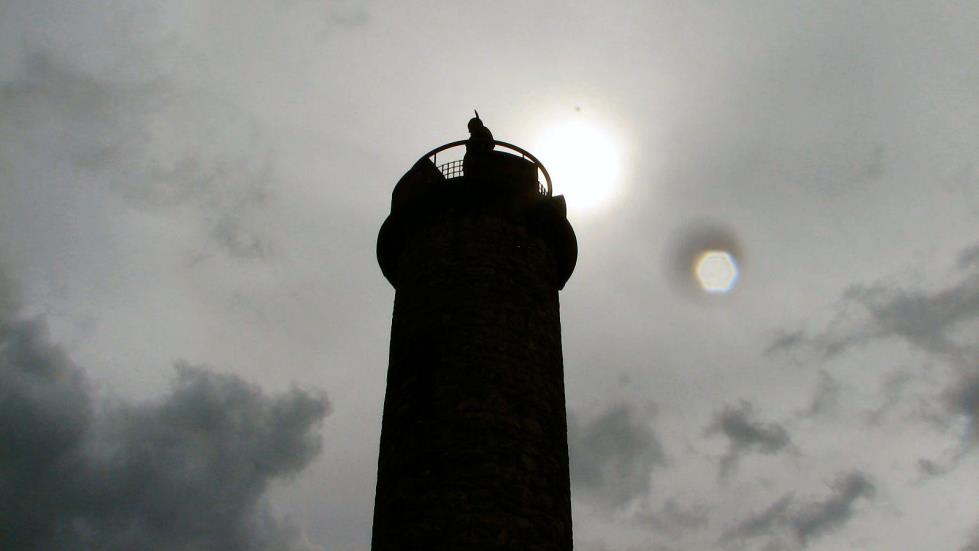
xmin=377 ymin=137 xmax=576 ymax=290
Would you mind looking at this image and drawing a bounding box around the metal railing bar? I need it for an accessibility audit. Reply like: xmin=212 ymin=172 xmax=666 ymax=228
xmin=419 ymin=140 xmax=552 ymax=197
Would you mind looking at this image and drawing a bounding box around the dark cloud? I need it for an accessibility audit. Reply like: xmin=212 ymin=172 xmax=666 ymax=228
xmin=0 ymin=52 xmax=128 ymax=139
xmin=958 ymin=245 xmax=979 ymax=270
xmin=568 ymin=404 xmax=666 ymax=507
xmin=0 ymin=50 xmax=276 ymax=262
xmin=916 ymin=458 xmax=947 ymax=478
xmin=707 ymin=401 xmax=791 ymax=478
xmin=767 ymin=242 xmax=979 ymax=367
xmin=799 ymin=370 xmax=842 ymax=419
xmin=726 ymin=471 xmax=875 ymax=547
xmin=863 ymin=369 xmax=919 ymax=426
xmin=730 ymin=494 xmax=795 ymax=542
xmin=963 ymin=524 xmax=979 ymax=551
xmin=636 ymin=498 xmax=710 ymax=537
xmin=792 ymin=472 xmax=875 ymax=544
xmin=765 ymin=331 xmax=807 ymax=357
xmin=0 ymin=304 xmax=329 ymax=550
xmin=836 ymin=279 xmax=979 ymax=365
xmin=767 ymin=242 xmax=979 ymax=450
xmin=328 ymin=5 xmax=370 ymax=28
xmin=947 ymin=371 xmax=979 ymax=445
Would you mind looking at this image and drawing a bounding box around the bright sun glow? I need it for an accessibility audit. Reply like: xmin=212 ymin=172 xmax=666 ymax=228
xmin=535 ymin=120 xmax=622 ymax=213
xmin=694 ymin=250 xmax=739 ymax=294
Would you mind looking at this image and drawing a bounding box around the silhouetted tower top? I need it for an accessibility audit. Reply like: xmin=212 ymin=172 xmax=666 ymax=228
xmin=378 ymin=117 xmax=576 ymax=289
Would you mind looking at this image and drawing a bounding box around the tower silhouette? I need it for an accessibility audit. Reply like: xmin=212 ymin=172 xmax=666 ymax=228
xmin=373 ymin=118 xmax=577 ymax=550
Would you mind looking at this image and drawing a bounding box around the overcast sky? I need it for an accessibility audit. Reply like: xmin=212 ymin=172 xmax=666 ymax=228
xmin=2 ymin=1 xmax=978 ymax=550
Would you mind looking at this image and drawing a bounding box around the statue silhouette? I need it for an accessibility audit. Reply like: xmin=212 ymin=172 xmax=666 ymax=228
xmin=466 ymin=110 xmax=494 ymax=154
xmin=463 ymin=110 xmax=494 ymax=177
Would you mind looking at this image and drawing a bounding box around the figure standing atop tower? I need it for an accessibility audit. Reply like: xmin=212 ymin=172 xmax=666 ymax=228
xmin=466 ymin=110 xmax=494 ymax=153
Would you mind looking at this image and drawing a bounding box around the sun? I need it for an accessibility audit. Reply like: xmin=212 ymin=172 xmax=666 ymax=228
xmin=534 ymin=120 xmax=622 ymax=213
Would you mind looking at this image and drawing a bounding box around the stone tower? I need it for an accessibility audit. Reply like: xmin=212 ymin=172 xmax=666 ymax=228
xmin=373 ymin=118 xmax=577 ymax=550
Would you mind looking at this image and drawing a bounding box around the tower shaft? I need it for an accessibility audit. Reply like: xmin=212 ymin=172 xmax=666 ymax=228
xmin=374 ymin=137 xmax=577 ymax=550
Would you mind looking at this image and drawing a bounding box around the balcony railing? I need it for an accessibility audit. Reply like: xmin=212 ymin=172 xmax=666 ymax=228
xmin=437 ymin=159 xmax=465 ymax=180
xmin=421 ymin=140 xmax=552 ymax=197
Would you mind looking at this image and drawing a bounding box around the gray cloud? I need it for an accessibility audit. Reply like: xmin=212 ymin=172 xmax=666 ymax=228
xmin=576 ymin=540 xmax=676 ymax=551
xmin=948 ymin=371 xmax=979 ymax=445
xmin=792 ymin=472 xmax=876 ymax=544
xmin=0 ymin=303 xmax=329 ymax=550
xmin=568 ymin=404 xmax=666 ymax=507
xmin=707 ymin=401 xmax=791 ymax=478
xmin=636 ymin=498 xmax=710 ymax=537
xmin=729 ymin=494 xmax=795 ymax=542
xmin=916 ymin=458 xmax=947 ymax=478
xmin=0 ymin=49 xmax=276 ymax=262
xmin=327 ymin=1 xmax=371 ymax=28
xmin=765 ymin=331 xmax=807 ymax=358
xmin=767 ymin=242 xmax=979 ymax=450
xmin=959 ymin=245 xmax=979 ymax=271
xmin=726 ymin=471 xmax=875 ymax=548
xmin=963 ymin=524 xmax=979 ymax=551
xmin=863 ymin=369 xmax=920 ymax=426
xmin=799 ymin=370 xmax=842 ymax=419
xmin=767 ymin=242 xmax=979 ymax=366
xmin=837 ymin=279 xmax=979 ymax=365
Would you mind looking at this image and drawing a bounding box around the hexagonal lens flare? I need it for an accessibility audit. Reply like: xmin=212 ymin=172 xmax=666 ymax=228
xmin=694 ymin=250 xmax=739 ymax=294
